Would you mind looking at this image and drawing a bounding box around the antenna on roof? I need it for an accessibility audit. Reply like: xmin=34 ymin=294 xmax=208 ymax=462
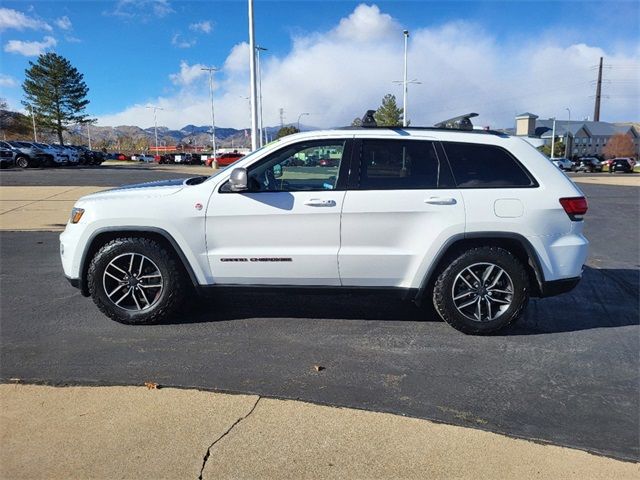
xmin=361 ymin=110 xmax=377 ymax=127
xmin=434 ymin=113 xmax=478 ymax=131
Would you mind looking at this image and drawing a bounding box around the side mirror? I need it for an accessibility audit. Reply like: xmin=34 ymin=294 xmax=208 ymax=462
xmin=229 ymin=167 xmax=248 ymax=192
xmin=273 ymin=164 xmax=282 ymax=178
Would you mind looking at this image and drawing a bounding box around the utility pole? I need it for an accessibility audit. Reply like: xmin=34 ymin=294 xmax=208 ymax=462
xmin=247 ymin=0 xmax=259 ymax=150
xmin=28 ymin=105 xmax=37 ymax=142
xmin=201 ymin=66 xmax=218 ymax=155
xmin=255 ymin=45 xmax=267 ymax=147
xmin=146 ymin=105 xmax=163 ymax=156
xmin=594 ymin=56 xmax=603 ymax=122
xmin=86 ymin=123 xmax=92 ymax=150
xmin=279 ymin=108 xmax=284 ymax=128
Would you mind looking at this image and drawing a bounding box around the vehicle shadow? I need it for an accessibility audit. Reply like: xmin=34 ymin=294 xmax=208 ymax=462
xmin=167 ymin=266 xmax=639 ymax=334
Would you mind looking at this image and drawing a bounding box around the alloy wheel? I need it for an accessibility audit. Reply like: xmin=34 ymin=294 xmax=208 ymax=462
xmin=102 ymin=253 xmax=164 ymax=311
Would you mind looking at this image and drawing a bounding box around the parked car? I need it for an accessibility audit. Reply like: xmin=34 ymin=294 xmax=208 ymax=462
xmin=33 ymin=143 xmax=67 ymax=166
xmin=207 ymin=152 xmax=245 ymax=167
xmin=6 ymin=141 xmax=46 ymax=168
xmin=137 ymin=154 xmax=155 ymax=163
xmin=609 ymin=157 xmax=636 ymax=174
xmin=551 ymin=158 xmax=574 ymax=171
xmin=117 ymin=153 xmax=129 ymax=161
xmin=575 ymin=157 xmax=603 ymax=173
xmin=319 ymin=157 xmax=339 ymax=167
xmin=60 ymin=112 xmax=589 ymax=335
xmin=0 ymin=141 xmax=21 ymax=167
xmin=0 ymin=148 xmax=15 ymax=168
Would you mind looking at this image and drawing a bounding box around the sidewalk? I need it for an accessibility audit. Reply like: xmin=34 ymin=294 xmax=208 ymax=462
xmin=1 ymin=384 xmax=637 ymax=479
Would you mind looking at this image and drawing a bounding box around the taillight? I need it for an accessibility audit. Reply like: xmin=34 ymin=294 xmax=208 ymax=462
xmin=559 ymin=197 xmax=588 ymax=217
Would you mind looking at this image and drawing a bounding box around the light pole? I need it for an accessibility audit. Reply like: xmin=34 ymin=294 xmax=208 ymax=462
xmin=550 ymin=117 xmax=556 ymax=160
xmin=28 ymin=105 xmax=37 ymax=142
xmin=297 ymin=112 xmax=309 ymax=131
xmin=256 ymin=45 xmax=267 ymax=147
xmin=247 ymin=0 xmax=259 ymax=150
xmin=565 ymin=107 xmax=571 ymax=158
xmin=146 ymin=105 xmax=163 ymax=156
xmin=393 ymin=30 xmax=420 ymax=127
xmin=201 ymin=66 xmax=218 ymax=155
xmin=86 ymin=122 xmax=92 ymax=150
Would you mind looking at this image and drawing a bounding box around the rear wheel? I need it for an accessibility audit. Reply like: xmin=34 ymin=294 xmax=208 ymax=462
xmin=433 ymin=247 xmax=529 ymax=334
xmin=88 ymin=238 xmax=187 ymax=324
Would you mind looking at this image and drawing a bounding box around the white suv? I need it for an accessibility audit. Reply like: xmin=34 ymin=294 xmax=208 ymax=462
xmin=60 ymin=115 xmax=589 ymax=334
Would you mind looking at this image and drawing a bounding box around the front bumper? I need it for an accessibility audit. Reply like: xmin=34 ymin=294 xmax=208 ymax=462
xmin=539 ymin=276 xmax=581 ymax=297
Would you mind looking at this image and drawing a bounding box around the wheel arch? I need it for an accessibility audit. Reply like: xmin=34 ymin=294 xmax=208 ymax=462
xmin=78 ymin=227 xmax=199 ymax=296
xmin=414 ymin=232 xmax=545 ymax=304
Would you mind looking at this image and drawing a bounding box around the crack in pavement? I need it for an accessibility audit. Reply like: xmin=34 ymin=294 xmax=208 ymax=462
xmin=197 ymin=396 xmax=261 ymax=480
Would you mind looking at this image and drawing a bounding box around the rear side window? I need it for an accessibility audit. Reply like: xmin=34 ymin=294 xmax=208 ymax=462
xmin=359 ymin=139 xmax=454 ymax=189
xmin=443 ymin=142 xmax=536 ymax=188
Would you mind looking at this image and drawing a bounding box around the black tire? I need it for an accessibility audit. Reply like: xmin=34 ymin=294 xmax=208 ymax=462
xmin=15 ymin=156 xmax=30 ymax=168
xmin=432 ymin=247 xmax=529 ymax=335
xmin=87 ymin=237 xmax=187 ymax=324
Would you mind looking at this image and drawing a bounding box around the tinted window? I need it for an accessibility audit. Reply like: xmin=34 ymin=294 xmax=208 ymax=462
xmin=359 ymin=139 xmax=451 ymax=190
xmin=246 ymin=140 xmax=346 ymax=192
xmin=443 ymin=142 xmax=535 ymax=188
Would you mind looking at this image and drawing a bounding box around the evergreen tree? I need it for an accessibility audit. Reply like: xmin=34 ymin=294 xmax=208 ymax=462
xmin=22 ymin=53 xmax=91 ymax=145
xmin=374 ymin=94 xmax=404 ymax=127
xmin=351 ymin=117 xmax=362 ymax=127
xmin=275 ymin=125 xmax=299 ymax=139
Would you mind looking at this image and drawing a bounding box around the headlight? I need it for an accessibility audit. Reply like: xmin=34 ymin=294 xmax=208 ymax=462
xmin=70 ymin=207 xmax=85 ymax=224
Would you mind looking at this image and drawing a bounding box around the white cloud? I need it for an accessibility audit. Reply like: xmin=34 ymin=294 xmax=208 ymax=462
xmin=189 ymin=20 xmax=212 ymax=34
xmin=171 ymin=33 xmax=195 ymax=49
xmin=97 ymin=3 xmax=640 ymax=130
xmin=169 ymin=61 xmax=208 ymax=86
xmin=332 ymin=4 xmax=399 ymax=42
xmin=0 ymin=74 xmax=18 ymax=88
xmin=0 ymin=7 xmax=52 ymax=32
xmin=4 ymin=36 xmax=57 ymax=56
xmin=109 ymin=0 xmax=173 ymax=20
xmin=55 ymin=15 xmax=72 ymax=30
xmin=223 ymin=42 xmax=250 ymax=74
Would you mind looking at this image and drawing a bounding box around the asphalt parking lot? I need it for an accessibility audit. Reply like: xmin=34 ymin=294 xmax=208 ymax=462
xmin=0 ymin=165 xmax=638 ymax=461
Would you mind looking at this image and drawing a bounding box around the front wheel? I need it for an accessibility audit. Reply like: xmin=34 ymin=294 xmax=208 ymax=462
xmin=433 ymin=247 xmax=529 ymax=334
xmin=16 ymin=156 xmax=30 ymax=168
xmin=87 ymin=238 xmax=187 ymax=324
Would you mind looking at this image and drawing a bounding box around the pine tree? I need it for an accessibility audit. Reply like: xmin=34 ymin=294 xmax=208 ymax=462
xmin=22 ymin=53 xmax=91 ymax=145
xmin=374 ymin=94 xmax=404 ymax=127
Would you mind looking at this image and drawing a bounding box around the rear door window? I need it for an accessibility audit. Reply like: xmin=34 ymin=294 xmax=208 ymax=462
xmin=442 ymin=142 xmax=536 ymax=188
xmin=358 ymin=139 xmax=454 ymax=190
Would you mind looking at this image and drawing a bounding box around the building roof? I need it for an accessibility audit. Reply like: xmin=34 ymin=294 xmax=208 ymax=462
xmin=515 ymin=112 xmax=538 ymax=119
xmin=534 ymin=119 xmax=638 ymax=139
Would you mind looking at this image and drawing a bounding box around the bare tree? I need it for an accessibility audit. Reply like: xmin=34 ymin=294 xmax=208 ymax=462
xmin=603 ymin=134 xmax=635 ymax=159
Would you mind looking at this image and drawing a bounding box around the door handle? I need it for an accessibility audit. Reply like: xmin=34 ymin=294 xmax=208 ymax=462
xmin=424 ymin=197 xmax=457 ymax=205
xmin=304 ymin=199 xmax=336 ymax=207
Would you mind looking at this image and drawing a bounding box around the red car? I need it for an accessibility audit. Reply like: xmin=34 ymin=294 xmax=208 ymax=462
xmin=206 ymin=152 xmax=244 ymax=168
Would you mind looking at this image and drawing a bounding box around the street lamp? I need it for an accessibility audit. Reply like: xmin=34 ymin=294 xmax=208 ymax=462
xmin=201 ymin=66 xmax=218 ymax=155
xmin=146 ymin=105 xmax=163 ymax=156
xmin=256 ymin=45 xmax=268 ymax=147
xmin=297 ymin=112 xmax=309 ymax=131
xmin=393 ymin=30 xmax=420 ymax=127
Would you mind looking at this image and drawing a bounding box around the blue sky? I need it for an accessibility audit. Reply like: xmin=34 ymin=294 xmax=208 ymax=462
xmin=1 ymin=1 xmax=638 ymax=129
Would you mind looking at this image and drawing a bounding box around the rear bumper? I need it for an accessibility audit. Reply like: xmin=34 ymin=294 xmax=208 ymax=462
xmin=539 ymin=276 xmax=581 ymax=297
